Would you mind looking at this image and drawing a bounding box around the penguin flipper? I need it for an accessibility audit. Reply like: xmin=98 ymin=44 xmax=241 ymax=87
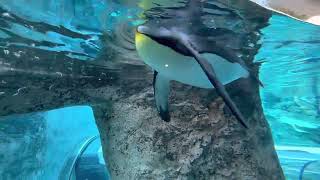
xmin=214 ymin=46 xmax=264 ymax=87
xmin=185 ymin=41 xmax=249 ymax=128
xmin=153 ymin=71 xmax=171 ymax=122
xmin=191 ymin=34 xmax=264 ymax=87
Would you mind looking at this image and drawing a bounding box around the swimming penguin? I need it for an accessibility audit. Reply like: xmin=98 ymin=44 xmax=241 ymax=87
xmin=135 ymin=0 xmax=271 ymax=128
xmin=250 ymin=0 xmax=320 ymax=25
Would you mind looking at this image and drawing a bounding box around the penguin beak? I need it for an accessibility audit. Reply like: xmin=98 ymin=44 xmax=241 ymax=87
xmin=137 ymin=25 xmax=171 ymax=39
xmin=135 ymin=26 xmax=150 ymax=46
xmin=137 ymin=25 xmax=150 ymax=35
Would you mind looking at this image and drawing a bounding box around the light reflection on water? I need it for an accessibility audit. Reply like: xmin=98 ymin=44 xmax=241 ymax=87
xmin=0 ymin=0 xmax=319 ymax=179
xmin=259 ymin=15 xmax=320 ymax=147
xmin=258 ymin=15 xmax=320 ymax=179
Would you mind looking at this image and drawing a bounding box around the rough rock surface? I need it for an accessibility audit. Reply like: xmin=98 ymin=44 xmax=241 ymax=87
xmin=93 ymin=2 xmax=285 ymax=176
xmin=94 ymin=55 xmax=285 ymax=180
xmin=0 ymin=25 xmax=285 ymax=180
xmin=0 ymin=38 xmax=284 ymax=179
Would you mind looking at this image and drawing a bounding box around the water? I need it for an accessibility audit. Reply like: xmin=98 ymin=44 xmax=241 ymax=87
xmin=0 ymin=106 xmax=102 ymax=179
xmin=0 ymin=0 xmax=319 ymax=179
xmin=257 ymin=15 xmax=320 ymax=179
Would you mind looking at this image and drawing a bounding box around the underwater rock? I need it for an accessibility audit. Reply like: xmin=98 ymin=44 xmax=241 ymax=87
xmin=94 ymin=1 xmax=284 ymax=179
xmin=95 ymin=63 xmax=285 ymax=179
xmin=92 ymin=34 xmax=285 ymax=179
xmin=0 ymin=33 xmax=284 ymax=179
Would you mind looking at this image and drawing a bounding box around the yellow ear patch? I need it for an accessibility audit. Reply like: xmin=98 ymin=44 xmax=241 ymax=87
xmin=135 ymin=31 xmax=147 ymax=48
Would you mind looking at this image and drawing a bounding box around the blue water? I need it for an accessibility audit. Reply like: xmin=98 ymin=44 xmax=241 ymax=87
xmin=0 ymin=106 xmax=101 ymax=179
xmin=0 ymin=1 xmax=319 ymax=179
xmin=258 ymin=15 xmax=320 ymax=179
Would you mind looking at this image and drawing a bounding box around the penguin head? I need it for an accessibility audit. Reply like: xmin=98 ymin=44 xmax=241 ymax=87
xmin=136 ymin=23 xmax=192 ymax=56
xmin=137 ymin=23 xmax=172 ymax=40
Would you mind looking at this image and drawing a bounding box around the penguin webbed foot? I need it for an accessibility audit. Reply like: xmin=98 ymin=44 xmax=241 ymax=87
xmin=153 ymin=71 xmax=171 ymax=123
xmin=159 ymin=107 xmax=171 ymax=122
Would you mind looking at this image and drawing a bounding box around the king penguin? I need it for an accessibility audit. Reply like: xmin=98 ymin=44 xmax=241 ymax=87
xmin=135 ymin=0 xmax=271 ymax=128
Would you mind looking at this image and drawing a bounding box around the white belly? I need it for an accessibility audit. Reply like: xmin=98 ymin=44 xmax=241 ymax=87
xmin=135 ymin=33 xmax=249 ymax=89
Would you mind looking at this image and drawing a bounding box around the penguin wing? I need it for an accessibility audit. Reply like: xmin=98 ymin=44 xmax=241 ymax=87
xmin=183 ymin=39 xmax=249 ymax=128
xmin=190 ymin=34 xmax=264 ymax=86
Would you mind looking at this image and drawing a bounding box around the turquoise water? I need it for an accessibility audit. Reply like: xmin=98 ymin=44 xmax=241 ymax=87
xmin=0 ymin=106 xmax=102 ymax=179
xmin=0 ymin=1 xmax=319 ymax=179
xmin=260 ymin=15 xmax=320 ymax=147
xmin=258 ymin=15 xmax=320 ymax=179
